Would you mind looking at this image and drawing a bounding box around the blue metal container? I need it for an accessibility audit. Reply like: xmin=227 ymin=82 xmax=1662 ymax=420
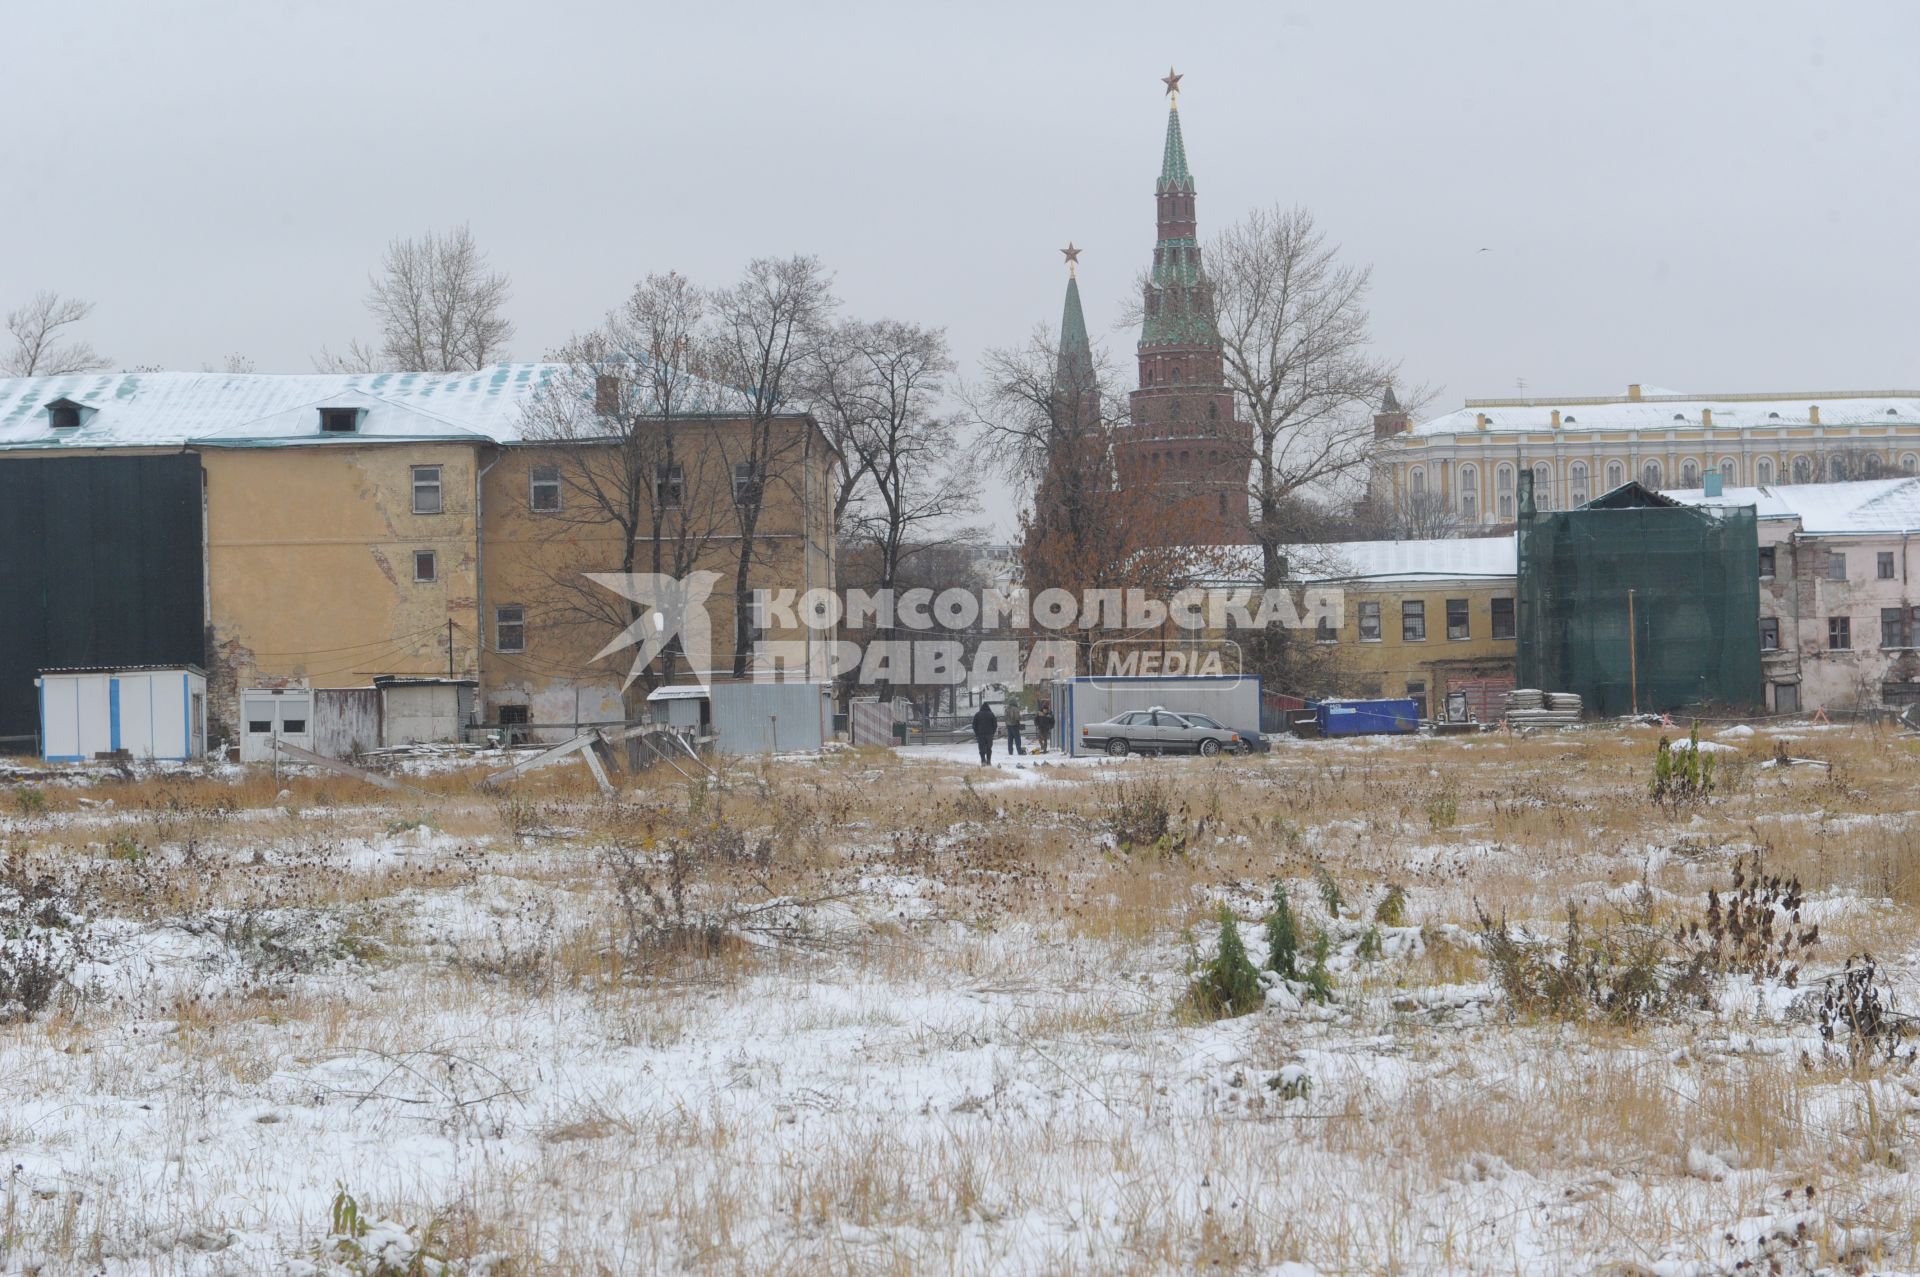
xmin=1315 ymin=698 xmax=1420 ymax=737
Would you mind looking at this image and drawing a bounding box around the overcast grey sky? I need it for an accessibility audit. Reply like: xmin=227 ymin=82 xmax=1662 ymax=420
xmin=6 ymin=1 xmax=1916 ymax=533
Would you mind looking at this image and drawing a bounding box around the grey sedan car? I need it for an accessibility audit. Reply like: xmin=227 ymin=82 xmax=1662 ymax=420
xmin=1079 ymin=707 xmax=1247 ymax=757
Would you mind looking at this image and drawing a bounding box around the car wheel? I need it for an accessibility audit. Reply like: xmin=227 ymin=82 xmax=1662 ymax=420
xmin=1106 ymin=738 xmax=1130 ymax=757
xmin=1198 ymin=738 xmax=1221 ymax=757
xmin=1232 ymin=739 xmax=1252 ymax=756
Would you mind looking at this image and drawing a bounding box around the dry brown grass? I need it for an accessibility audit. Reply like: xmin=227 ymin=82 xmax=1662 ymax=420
xmin=5 ymin=724 xmax=1920 ymax=1273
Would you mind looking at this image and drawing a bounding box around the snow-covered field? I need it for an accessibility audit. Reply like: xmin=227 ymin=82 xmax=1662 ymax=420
xmin=3 ymin=724 xmax=1920 ymax=1274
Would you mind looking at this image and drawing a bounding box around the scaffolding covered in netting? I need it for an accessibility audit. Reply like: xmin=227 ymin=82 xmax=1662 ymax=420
xmin=1517 ymin=481 xmax=1762 ymax=715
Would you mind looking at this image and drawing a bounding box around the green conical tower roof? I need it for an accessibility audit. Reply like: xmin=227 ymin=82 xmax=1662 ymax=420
xmin=1157 ymin=103 xmax=1193 ymax=193
xmin=1056 ymin=270 xmax=1095 ymax=392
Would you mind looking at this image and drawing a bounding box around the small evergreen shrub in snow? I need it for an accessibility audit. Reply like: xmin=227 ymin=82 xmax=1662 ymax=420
xmin=323 ymin=1187 xmax=448 ymax=1276
xmin=1650 ymin=722 xmax=1715 ymax=804
xmin=1356 ymin=925 xmax=1385 ymax=963
xmin=1302 ymin=929 xmax=1336 ymax=1004
xmin=1264 ymin=882 xmax=1301 ymax=980
xmin=1314 ymin=865 xmax=1345 ymax=919
xmin=1189 ymin=906 xmax=1263 ymax=1019
xmin=1374 ymin=885 xmax=1409 ymax=928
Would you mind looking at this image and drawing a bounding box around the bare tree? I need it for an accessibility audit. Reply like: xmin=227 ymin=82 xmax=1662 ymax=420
xmin=838 ymin=323 xmax=975 ymax=596
xmin=321 ymin=224 xmax=514 ymax=372
xmin=1357 ymin=487 xmax=1464 ymax=540
xmin=820 ymin=319 xmax=977 ymax=699
xmin=520 ymin=272 xmax=736 ymax=697
xmin=1206 ymin=206 xmax=1400 ymax=589
xmin=4 ymin=292 xmax=110 ymax=376
xmin=705 ymin=256 xmax=837 ymax=678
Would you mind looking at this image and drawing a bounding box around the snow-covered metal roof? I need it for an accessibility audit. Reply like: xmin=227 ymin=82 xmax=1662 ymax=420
xmin=1206 ymin=536 xmax=1516 ymax=584
xmin=1666 ymin=477 xmax=1920 ymax=533
xmin=0 ymin=363 xmax=753 ymax=451
xmin=1410 ymin=389 xmax=1920 ymax=437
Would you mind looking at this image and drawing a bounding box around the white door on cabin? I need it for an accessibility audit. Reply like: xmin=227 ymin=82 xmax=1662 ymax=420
xmin=240 ymin=690 xmax=313 ymax=763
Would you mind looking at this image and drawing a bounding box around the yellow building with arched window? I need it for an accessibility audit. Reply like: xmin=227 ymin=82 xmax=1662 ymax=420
xmin=1375 ymin=384 xmax=1920 ymax=527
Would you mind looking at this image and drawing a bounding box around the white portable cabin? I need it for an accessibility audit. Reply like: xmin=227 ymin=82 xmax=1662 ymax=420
xmin=38 ymin=665 xmax=208 ymax=762
xmin=646 ymin=682 xmax=831 ymax=755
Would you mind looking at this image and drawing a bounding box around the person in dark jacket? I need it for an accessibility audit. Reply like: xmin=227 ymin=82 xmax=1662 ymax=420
xmin=1033 ymin=701 xmax=1056 ymax=753
xmin=1004 ymin=701 xmax=1025 ymax=755
xmin=971 ymin=702 xmax=998 ymax=765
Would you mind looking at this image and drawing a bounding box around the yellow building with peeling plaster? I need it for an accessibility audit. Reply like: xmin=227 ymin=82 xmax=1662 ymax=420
xmin=0 ymin=367 xmax=837 ymax=750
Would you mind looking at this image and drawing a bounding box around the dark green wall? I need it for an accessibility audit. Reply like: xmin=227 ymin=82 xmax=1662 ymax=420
xmin=0 ymin=454 xmax=205 ymax=744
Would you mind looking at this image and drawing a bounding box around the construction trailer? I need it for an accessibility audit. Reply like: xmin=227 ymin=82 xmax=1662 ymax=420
xmin=646 ymin=681 xmax=831 ymax=756
xmin=1050 ymin=675 xmax=1263 ymax=757
xmin=38 ymin=665 xmax=208 ymax=762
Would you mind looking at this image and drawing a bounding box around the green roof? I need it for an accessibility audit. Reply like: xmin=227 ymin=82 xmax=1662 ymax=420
xmin=1157 ymin=105 xmax=1193 ymax=193
xmin=1055 ymin=274 xmax=1095 ymax=392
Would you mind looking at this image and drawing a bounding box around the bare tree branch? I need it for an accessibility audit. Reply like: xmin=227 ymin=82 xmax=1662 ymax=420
xmin=4 ymin=292 xmax=110 ymax=376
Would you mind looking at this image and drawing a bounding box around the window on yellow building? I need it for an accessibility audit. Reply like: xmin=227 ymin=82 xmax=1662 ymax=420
xmin=1402 ymin=600 xmax=1426 ymax=642
xmin=496 ymin=605 xmax=526 ymax=653
xmin=1491 ymin=597 xmax=1515 ymax=639
xmin=412 ymin=465 xmax=443 ymax=514
xmin=1446 ymin=598 xmax=1469 ymax=640
xmin=530 ymin=465 xmax=562 ymax=512
xmin=655 ymin=463 xmax=684 ymax=508
xmin=413 ymin=550 xmax=436 ymax=583
xmin=1357 ymin=600 xmax=1381 ymax=642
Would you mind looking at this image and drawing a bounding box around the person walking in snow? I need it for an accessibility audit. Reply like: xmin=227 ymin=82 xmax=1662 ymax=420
xmin=1004 ymin=701 xmax=1025 ymax=755
xmin=1033 ymin=701 xmax=1055 ymax=753
xmin=971 ymin=701 xmax=998 ymax=766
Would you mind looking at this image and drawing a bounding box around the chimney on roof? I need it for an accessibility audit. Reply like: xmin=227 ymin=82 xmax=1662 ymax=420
xmin=1475 ymin=413 xmax=1490 ymax=430
xmin=1809 ymin=404 xmax=1821 ymax=425
xmin=1627 ymin=384 xmax=1643 ymax=402
xmin=594 ymin=373 xmax=621 ymax=416
xmin=1701 ymin=407 xmax=1713 ymax=427
xmin=1550 ymin=409 xmax=1562 ymax=429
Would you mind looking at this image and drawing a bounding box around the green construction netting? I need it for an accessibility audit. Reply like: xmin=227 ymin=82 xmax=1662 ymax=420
xmin=1517 ymin=486 xmax=1761 ymax=716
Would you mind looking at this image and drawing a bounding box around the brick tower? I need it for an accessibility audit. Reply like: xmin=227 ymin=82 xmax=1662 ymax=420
xmin=1117 ymin=70 xmax=1251 ymax=545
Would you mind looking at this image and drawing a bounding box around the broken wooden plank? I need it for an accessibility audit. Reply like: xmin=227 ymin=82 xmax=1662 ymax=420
xmin=272 ymin=739 xmax=432 ymax=796
xmin=580 ymin=743 xmax=613 ymax=795
xmin=483 ymin=724 xmax=685 ymax=786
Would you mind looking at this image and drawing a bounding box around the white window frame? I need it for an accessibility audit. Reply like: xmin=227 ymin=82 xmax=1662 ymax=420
xmin=413 ymin=549 xmax=437 ymax=583
xmin=732 ymin=461 xmax=763 ymax=506
xmin=529 ymin=464 xmax=562 ymax=512
xmin=412 ymin=464 xmax=443 ymax=515
xmin=655 ymin=463 xmax=684 ymax=508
